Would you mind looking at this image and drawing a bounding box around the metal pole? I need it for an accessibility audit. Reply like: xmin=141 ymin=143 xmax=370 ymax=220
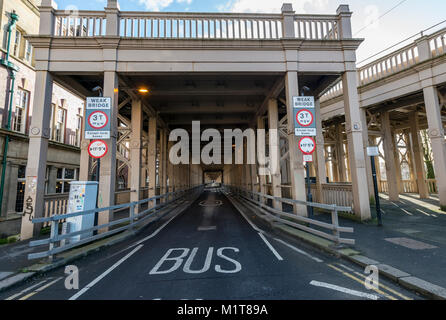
xmin=93 ymin=90 xmax=103 ymax=234
xmin=370 ymin=155 xmax=382 ymax=226
xmin=0 ymin=12 xmax=19 ymax=216
xmin=306 ymin=162 xmax=313 ymax=218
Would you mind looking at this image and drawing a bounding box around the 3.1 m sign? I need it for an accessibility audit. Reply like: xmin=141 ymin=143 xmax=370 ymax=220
xmin=85 ymin=97 xmax=111 ymax=139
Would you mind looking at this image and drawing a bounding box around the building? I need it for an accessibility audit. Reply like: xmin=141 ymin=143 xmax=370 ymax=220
xmin=0 ymin=0 xmax=85 ymax=237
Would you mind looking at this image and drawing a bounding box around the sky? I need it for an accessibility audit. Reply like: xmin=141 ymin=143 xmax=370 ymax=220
xmin=49 ymin=0 xmax=446 ymax=65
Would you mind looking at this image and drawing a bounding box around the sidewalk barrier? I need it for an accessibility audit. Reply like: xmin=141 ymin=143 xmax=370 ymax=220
xmin=28 ymin=185 xmax=204 ymax=260
xmin=223 ymin=185 xmax=355 ymax=246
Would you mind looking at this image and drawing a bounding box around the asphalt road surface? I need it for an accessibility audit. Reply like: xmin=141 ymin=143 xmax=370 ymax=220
xmin=0 ymin=189 xmax=422 ymax=300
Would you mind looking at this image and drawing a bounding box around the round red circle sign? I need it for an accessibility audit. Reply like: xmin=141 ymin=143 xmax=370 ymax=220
xmin=298 ymin=136 xmax=316 ymax=155
xmin=88 ymin=111 xmax=108 ymax=130
xmin=296 ymin=109 xmax=314 ymax=127
xmin=88 ymin=140 xmax=108 ymax=159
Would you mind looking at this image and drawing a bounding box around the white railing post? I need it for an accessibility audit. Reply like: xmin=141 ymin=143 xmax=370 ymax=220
xmin=336 ymin=5 xmax=352 ymax=39
xmin=39 ymin=0 xmax=57 ymax=36
xmin=281 ymin=3 xmax=295 ymax=38
xmin=48 ymin=220 xmax=58 ymax=262
xmin=415 ymin=35 xmax=432 ymax=62
xmin=105 ymin=0 xmax=120 ymax=36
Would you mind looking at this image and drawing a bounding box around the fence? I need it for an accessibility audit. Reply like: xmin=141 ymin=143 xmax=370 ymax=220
xmin=43 ymin=193 xmax=69 ymax=227
xmin=51 ymin=9 xmax=343 ymax=41
xmin=224 ymin=185 xmax=354 ymax=246
xmin=28 ymin=185 xmax=203 ymax=260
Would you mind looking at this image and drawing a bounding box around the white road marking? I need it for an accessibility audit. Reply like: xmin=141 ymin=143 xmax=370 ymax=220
xmin=416 ymin=209 xmax=431 ymax=216
xmin=197 ymin=226 xmax=217 ymax=231
xmin=273 ymin=238 xmax=323 ymax=263
xmin=5 ymin=279 xmax=50 ymax=300
xmin=69 ymin=244 xmax=143 ymax=300
xmin=258 ymin=232 xmax=283 ymax=261
xmin=310 ymin=280 xmax=379 ymax=300
xmin=337 ymin=263 xmax=355 ymax=272
xmin=19 ymin=277 xmax=63 ymax=300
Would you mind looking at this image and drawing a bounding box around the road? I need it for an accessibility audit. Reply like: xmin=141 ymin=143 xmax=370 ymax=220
xmin=0 ymin=189 xmax=421 ymax=300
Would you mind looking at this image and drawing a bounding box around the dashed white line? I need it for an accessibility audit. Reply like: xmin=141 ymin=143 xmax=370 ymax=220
xmin=258 ymin=232 xmax=283 ymax=261
xmin=310 ymin=280 xmax=379 ymax=300
xmin=274 ymin=238 xmax=323 ymax=263
xmin=69 ymin=244 xmax=143 ymax=300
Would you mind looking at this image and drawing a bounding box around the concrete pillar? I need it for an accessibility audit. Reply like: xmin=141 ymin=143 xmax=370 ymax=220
xmin=382 ymin=112 xmax=399 ymax=201
xmin=257 ymin=116 xmax=268 ymax=200
xmin=39 ymin=0 xmax=57 ymax=36
xmin=148 ymin=117 xmax=157 ymax=200
xmin=105 ymin=0 xmax=120 ymax=36
xmin=360 ymin=107 xmax=375 ymax=198
xmin=167 ymin=141 xmax=174 ymax=192
xmin=97 ymin=71 xmax=118 ymax=229
xmin=423 ymin=86 xmax=446 ymax=208
xmin=285 ymin=72 xmax=307 ymax=216
xmin=160 ymin=130 xmax=168 ymax=194
xmin=130 ymin=99 xmax=142 ymax=207
xmin=315 ymin=99 xmax=326 ymax=202
xmin=393 ymin=129 xmax=403 ymax=194
xmin=342 ymin=70 xmax=371 ymax=220
xmin=20 ymin=71 xmax=53 ymax=239
xmin=268 ymin=99 xmax=283 ymax=210
xmin=335 ymin=123 xmax=346 ymax=182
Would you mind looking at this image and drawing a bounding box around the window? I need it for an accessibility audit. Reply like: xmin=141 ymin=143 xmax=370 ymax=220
xmin=13 ymin=30 xmax=21 ymax=57
xmin=15 ymin=166 xmax=26 ymax=213
xmin=75 ymin=114 xmax=82 ymax=147
xmin=25 ymin=39 xmax=32 ymax=62
xmin=12 ymin=88 xmax=29 ymax=133
xmin=55 ymin=168 xmax=77 ymax=193
xmin=54 ymin=107 xmax=67 ymax=143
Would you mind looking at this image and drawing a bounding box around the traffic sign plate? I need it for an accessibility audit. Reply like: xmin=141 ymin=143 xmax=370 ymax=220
xmin=293 ymin=96 xmax=316 ymax=137
xmin=88 ymin=140 xmax=108 ymax=159
xmin=296 ymin=109 xmax=314 ymax=127
xmin=85 ymin=97 xmax=111 ymax=139
xmin=303 ymin=154 xmax=313 ymax=162
xmin=298 ymin=136 xmax=316 ymax=155
xmin=88 ymin=110 xmax=108 ymax=129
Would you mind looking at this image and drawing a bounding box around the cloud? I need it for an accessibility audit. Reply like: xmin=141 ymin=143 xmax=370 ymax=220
xmin=219 ymin=0 xmax=330 ymax=14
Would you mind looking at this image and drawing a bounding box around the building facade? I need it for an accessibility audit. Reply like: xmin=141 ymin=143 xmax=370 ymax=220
xmin=0 ymin=0 xmax=84 ymax=237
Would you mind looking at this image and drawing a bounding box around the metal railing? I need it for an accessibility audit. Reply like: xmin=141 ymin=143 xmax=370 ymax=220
xmin=224 ymin=185 xmax=354 ymax=246
xmin=28 ymin=185 xmax=203 ymax=260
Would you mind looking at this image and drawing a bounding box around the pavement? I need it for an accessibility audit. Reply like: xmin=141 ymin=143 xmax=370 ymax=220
xmin=0 ymin=189 xmax=421 ymax=300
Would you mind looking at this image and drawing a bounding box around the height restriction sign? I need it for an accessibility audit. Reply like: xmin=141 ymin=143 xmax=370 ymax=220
xmin=85 ymin=97 xmax=111 ymax=139
xmin=88 ymin=140 xmax=108 ymax=159
xmin=298 ymin=136 xmax=316 ymax=155
xmin=293 ymin=96 xmax=316 ymax=137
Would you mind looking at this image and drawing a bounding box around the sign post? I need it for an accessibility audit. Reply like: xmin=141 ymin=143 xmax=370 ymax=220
xmin=298 ymin=136 xmax=316 ymax=218
xmin=85 ymin=96 xmax=111 ymax=233
xmin=367 ymin=146 xmax=382 ymax=226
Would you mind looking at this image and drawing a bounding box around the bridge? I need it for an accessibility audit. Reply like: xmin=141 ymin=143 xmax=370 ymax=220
xmin=320 ymin=27 xmax=446 ymax=207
